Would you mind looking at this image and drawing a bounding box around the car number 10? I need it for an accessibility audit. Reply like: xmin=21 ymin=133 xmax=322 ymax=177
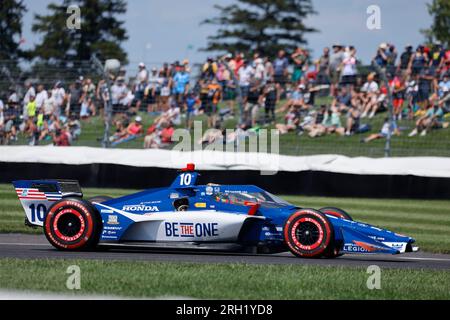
xmin=179 ymin=173 xmax=192 ymax=186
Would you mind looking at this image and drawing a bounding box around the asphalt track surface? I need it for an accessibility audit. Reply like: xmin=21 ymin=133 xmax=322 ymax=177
xmin=1 ymin=234 xmax=450 ymax=270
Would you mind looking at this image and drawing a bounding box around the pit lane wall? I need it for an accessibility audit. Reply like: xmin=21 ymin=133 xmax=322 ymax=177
xmin=1 ymin=146 xmax=450 ymax=199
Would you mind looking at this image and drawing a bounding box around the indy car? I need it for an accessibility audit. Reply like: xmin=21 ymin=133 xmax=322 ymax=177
xmin=13 ymin=164 xmax=418 ymax=258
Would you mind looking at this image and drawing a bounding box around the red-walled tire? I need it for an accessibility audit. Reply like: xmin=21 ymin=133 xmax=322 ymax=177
xmin=284 ymin=209 xmax=334 ymax=258
xmin=319 ymin=207 xmax=351 ymax=258
xmin=320 ymin=207 xmax=353 ymax=221
xmin=44 ymin=198 xmax=102 ymax=251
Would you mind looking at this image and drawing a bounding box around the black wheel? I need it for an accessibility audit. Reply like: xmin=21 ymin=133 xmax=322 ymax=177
xmin=320 ymin=207 xmax=353 ymax=221
xmin=44 ymin=198 xmax=102 ymax=251
xmin=284 ymin=208 xmax=334 ymax=258
xmin=88 ymin=195 xmax=112 ymax=204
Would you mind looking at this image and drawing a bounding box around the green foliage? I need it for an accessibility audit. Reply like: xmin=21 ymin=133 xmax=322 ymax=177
xmin=31 ymin=0 xmax=128 ymax=64
xmin=202 ymin=0 xmax=317 ymax=57
xmin=0 ymin=0 xmax=27 ymax=60
xmin=421 ymin=0 xmax=450 ymax=47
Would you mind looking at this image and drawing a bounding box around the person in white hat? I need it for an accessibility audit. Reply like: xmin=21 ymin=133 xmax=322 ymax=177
xmin=135 ymin=63 xmax=149 ymax=111
xmin=126 ymin=115 xmax=144 ymax=138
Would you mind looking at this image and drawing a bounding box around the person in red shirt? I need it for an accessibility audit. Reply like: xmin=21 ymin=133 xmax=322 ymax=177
xmin=53 ymin=129 xmax=70 ymax=146
xmin=127 ymin=116 xmax=143 ymax=136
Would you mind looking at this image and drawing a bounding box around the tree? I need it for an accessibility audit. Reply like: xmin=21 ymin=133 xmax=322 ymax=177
xmin=0 ymin=0 xmax=27 ymax=60
xmin=421 ymin=0 xmax=450 ymax=47
xmin=201 ymin=0 xmax=317 ymax=57
xmin=32 ymin=0 xmax=128 ymax=64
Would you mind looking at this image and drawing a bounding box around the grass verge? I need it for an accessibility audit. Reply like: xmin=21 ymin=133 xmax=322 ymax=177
xmin=0 ymin=259 xmax=449 ymax=299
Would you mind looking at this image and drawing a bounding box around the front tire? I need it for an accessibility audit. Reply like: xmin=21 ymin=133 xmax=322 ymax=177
xmin=44 ymin=198 xmax=102 ymax=251
xmin=284 ymin=209 xmax=334 ymax=258
xmin=320 ymin=207 xmax=353 ymax=220
xmin=319 ymin=207 xmax=352 ymax=258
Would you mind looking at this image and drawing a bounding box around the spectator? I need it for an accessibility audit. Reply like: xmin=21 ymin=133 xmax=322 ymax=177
xmin=35 ymin=84 xmax=48 ymax=112
xmin=390 ymin=73 xmax=406 ymax=120
xmin=408 ymin=103 xmax=448 ymax=137
xmin=262 ymin=78 xmax=278 ymax=125
xmin=206 ymin=78 xmax=222 ymax=128
xmin=316 ymin=47 xmax=330 ymax=85
xmin=173 ymin=64 xmax=190 ymax=105
xmin=340 ymin=46 xmax=358 ymax=87
xmin=373 ymin=43 xmax=389 ymax=69
xmin=111 ymin=77 xmax=130 ymax=114
xmin=109 ymin=120 xmax=128 ymax=143
xmin=67 ymin=114 xmax=82 ymax=141
xmin=126 ymin=116 xmax=143 ymax=137
xmin=275 ymin=106 xmax=300 ymax=134
xmin=185 ymin=92 xmax=198 ymax=130
xmin=202 ymin=57 xmax=218 ymax=80
xmin=361 ymin=73 xmax=380 ymax=118
xmin=291 ymin=47 xmax=308 ymax=83
xmin=52 ymin=128 xmax=71 ymax=146
xmin=329 ymin=45 xmax=345 ymax=95
xmin=144 ymin=121 xmax=174 ymax=149
xmin=22 ymin=80 xmax=35 ymax=120
xmin=361 ymin=118 xmax=399 ymax=143
xmin=273 ymin=50 xmax=289 ymax=86
xmin=51 ymin=82 xmax=66 ymax=117
xmin=67 ymin=80 xmax=83 ymax=116
xmin=238 ymin=59 xmax=255 ymax=103
xmin=26 ymin=95 xmax=37 ymax=120
xmin=81 ymin=78 xmax=96 ymax=116
xmin=409 ymin=46 xmax=427 ymax=76
xmin=245 ymin=79 xmax=262 ymax=127
xmin=398 ymin=45 xmax=413 ymax=77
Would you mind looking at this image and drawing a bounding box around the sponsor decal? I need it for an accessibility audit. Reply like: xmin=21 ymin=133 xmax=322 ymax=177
xmin=165 ymin=222 xmax=219 ymax=238
xmin=350 ymin=240 xmax=392 ymax=253
xmin=107 ymin=215 xmax=119 ymax=225
xmin=122 ymin=204 xmax=160 ymax=212
xmin=170 ymin=193 xmax=180 ymax=199
xmin=344 ymin=243 xmax=369 ymax=253
xmin=205 ymin=186 xmax=213 ymax=195
xmin=101 ymin=209 xmax=114 ymax=214
xmin=194 ymin=202 xmax=207 ymax=208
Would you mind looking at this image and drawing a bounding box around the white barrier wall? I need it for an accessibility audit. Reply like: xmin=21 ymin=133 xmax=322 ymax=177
xmin=1 ymin=146 xmax=450 ymax=178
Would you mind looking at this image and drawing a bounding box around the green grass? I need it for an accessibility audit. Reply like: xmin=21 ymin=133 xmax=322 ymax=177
xmin=1 ymin=184 xmax=450 ymax=253
xmin=10 ymin=97 xmax=450 ymax=157
xmin=0 ymin=259 xmax=449 ymax=299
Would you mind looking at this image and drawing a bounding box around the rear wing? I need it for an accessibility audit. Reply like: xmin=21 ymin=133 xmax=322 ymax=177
xmin=12 ymin=180 xmax=82 ymax=227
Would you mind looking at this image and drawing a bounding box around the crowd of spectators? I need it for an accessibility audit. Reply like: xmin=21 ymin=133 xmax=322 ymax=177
xmin=1 ymin=41 xmax=449 ymax=148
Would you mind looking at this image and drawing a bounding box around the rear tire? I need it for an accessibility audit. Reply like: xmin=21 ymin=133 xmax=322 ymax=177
xmin=284 ymin=209 xmax=334 ymax=258
xmin=320 ymin=207 xmax=353 ymax=221
xmin=44 ymin=198 xmax=102 ymax=251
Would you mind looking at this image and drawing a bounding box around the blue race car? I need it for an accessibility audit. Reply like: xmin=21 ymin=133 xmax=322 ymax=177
xmin=13 ymin=164 xmax=418 ymax=258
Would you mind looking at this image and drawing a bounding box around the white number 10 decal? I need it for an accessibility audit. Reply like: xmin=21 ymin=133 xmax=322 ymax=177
xmin=179 ymin=173 xmax=192 ymax=186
